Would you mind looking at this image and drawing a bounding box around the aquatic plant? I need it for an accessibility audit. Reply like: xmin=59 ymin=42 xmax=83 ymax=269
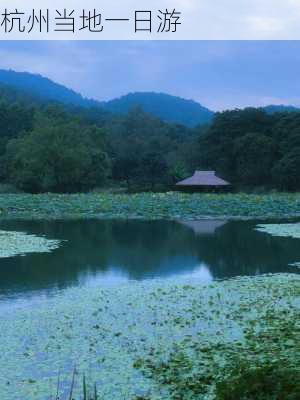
xmin=0 ymin=192 xmax=299 ymax=220
xmin=290 ymin=262 xmax=300 ymax=268
xmin=0 ymin=230 xmax=62 ymax=258
xmin=256 ymin=222 xmax=300 ymax=239
xmin=136 ymin=298 xmax=300 ymax=399
xmin=52 ymin=371 xmax=101 ymax=400
xmin=0 ymin=274 xmax=299 ymax=400
xmin=215 ymin=362 xmax=300 ymax=400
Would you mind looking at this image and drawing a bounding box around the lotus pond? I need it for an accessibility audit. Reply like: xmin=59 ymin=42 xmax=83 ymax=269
xmin=0 ymin=218 xmax=299 ymax=399
xmin=0 ymin=192 xmax=299 ymax=220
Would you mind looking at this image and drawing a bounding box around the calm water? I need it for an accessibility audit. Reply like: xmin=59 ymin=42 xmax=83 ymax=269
xmin=0 ymin=219 xmax=299 ymax=305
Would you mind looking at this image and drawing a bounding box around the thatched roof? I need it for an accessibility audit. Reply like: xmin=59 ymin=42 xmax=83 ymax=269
xmin=176 ymin=171 xmax=230 ymax=187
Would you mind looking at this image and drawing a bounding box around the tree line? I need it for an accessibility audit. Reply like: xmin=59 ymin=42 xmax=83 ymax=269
xmin=196 ymin=108 xmax=300 ymax=191
xmin=0 ymin=93 xmax=299 ymax=193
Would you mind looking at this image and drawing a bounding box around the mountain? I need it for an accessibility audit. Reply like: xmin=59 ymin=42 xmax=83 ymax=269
xmin=0 ymin=69 xmax=98 ymax=108
xmin=263 ymin=105 xmax=300 ymax=114
xmin=0 ymin=70 xmax=214 ymax=127
xmin=101 ymin=92 xmax=214 ymax=127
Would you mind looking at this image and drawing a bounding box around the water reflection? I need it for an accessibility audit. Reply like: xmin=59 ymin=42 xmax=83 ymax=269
xmin=0 ymin=219 xmax=299 ymax=301
xmin=177 ymin=219 xmax=228 ymax=235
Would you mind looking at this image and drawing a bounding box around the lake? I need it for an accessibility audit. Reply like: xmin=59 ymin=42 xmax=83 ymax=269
xmin=0 ymin=218 xmax=299 ymax=307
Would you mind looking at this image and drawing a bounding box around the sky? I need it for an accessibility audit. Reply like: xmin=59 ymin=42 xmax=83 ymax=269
xmin=0 ymin=40 xmax=300 ymax=111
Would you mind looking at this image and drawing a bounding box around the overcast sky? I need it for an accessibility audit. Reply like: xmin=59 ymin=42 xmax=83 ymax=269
xmin=0 ymin=40 xmax=300 ymax=111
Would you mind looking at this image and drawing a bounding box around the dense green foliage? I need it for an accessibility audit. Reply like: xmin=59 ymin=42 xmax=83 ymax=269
xmin=4 ymin=107 xmax=110 ymax=193
xmin=107 ymin=107 xmax=196 ymax=189
xmin=197 ymin=108 xmax=300 ymax=190
xmin=0 ymin=100 xmax=34 ymax=160
xmin=7 ymin=123 xmax=109 ymax=193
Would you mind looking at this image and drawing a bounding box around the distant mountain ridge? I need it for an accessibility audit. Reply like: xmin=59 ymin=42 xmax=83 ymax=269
xmin=263 ymin=104 xmax=300 ymax=114
xmin=0 ymin=69 xmax=299 ymax=127
xmin=100 ymin=92 xmax=214 ymax=127
xmin=0 ymin=69 xmax=214 ymax=126
xmin=0 ymin=69 xmax=98 ymax=107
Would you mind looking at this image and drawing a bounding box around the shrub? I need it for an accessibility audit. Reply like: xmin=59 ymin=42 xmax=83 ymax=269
xmin=215 ymin=362 xmax=300 ymax=400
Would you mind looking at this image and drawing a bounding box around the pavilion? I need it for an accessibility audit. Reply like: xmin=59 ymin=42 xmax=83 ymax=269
xmin=176 ymin=171 xmax=230 ymax=191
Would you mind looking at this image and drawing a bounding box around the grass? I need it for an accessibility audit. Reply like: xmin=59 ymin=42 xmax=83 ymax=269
xmin=0 ymin=192 xmax=299 ymax=220
xmin=53 ymin=371 xmax=100 ymax=400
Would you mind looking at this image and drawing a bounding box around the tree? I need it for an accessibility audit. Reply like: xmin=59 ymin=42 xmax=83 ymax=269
xmin=195 ymin=108 xmax=300 ymax=191
xmin=137 ymin=152 xmax=169 ymax=190
xmin=196 ymin=108 xmax=274 ymax=181
xmin=169 ymin=161 xmax=187 ymax=183
xmin=0 ymin=102 xmax=34 ymax=160
xmin=234 ymin=133 xmax=276 ymax=186
xmin=272 ymin=148 xmax=300 ymax=191
xmin=112 ymin=152 xmax=140 ymax=189
xmin=7 ymin=117 xmax=110 ymax=193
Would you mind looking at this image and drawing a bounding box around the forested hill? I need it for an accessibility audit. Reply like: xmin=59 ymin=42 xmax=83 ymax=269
xmin=100 ymin=92 xmax=214 ymax=127
xmin=0 ymin=69 xmax=99 ymax=107
xmin=0 ymin=70 xmax=214 ymax=127
xmin=263 ymin=105 xmax=300 ymax=114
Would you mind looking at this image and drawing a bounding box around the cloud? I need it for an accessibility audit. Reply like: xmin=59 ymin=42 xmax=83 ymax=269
xmin=0 ymin=41 xmax=299 ymax=111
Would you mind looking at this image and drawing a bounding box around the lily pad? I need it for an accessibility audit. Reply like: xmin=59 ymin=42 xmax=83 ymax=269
xmin=289 ymin=262 xmax=300 ymax=268
xmin=0 ymin=230 xmax=63 ymax=258
xmin=0 ymin=274 xmax=299 ymax=400
xmin=256 ymin=223 xmax=300 ymax=239
xmin=0 ymin=192 xmax=299 ymax=220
